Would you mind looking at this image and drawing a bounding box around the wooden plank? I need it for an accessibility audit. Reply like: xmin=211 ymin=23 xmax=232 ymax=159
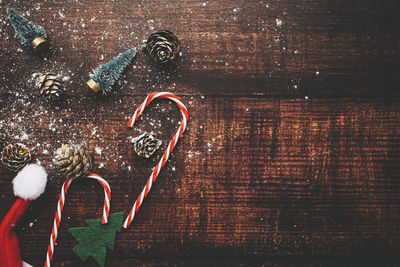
xmin=1 ymin=0 xmax=400 ymax=266
xmin=0 ymin=0 xmax=399 ymax=96
xmin=0 ymin=96 xmax=399 ymax=266
xmin=13 ymin=256 xmax=400 ymax=267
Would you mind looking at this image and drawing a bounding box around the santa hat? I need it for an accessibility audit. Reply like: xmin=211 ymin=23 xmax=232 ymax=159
xmin=0 ymin=164 xmax=47 ymax=267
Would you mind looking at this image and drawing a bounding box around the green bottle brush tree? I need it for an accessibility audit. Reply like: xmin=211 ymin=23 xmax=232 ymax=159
xmin=87 ymin=48 xmax=136 ymax=95
xmin=7 ymin=8 xmax=48 ymax=52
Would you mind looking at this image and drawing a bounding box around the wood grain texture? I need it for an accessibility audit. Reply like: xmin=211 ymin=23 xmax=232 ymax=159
xmin=0 ymin=0 xmax=399 ymax=266
xmin=0 ymin=96 xmax=399 ymax=266
xmin=0 ymin=0 xmax=399 ymax=97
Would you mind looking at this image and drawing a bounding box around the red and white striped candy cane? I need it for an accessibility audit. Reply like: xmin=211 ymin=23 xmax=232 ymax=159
xmin=123 ymin=91 xmax=189 ymax=228
xmin=44 ymin=173 xmax=111 ymax=267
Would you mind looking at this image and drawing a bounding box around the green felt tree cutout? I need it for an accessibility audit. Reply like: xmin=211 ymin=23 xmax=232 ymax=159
xmin=88 ymin=48 xmax=136 ymax=95
xmin=7 ymin=8 xmax=47 ymax=47
xmin=68 ymin=212 xmax=124 ymax=267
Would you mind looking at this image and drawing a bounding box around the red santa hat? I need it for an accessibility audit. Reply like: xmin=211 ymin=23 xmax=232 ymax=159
xmin=0 ymin=164 xmax=47 ymax=267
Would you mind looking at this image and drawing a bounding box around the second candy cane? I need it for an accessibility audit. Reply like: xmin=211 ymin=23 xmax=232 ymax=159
xmin=123 ymin=91 xmax=189 ymax=228
xmin=44 ymin=173 xmax=111 ymax=267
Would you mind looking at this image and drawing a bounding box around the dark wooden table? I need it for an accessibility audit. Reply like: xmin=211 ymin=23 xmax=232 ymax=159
xmin=0 ymin=0 xmax=399 ymax=266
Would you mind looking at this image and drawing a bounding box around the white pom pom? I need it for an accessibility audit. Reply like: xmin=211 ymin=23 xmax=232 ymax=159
xmin=13 ymin=164 xmax=48 ymax=200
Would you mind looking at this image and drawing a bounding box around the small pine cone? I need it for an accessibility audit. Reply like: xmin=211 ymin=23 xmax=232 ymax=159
xmin=33 ymin=73 xmax=63 ymax=101
xmin=145 ymin=30 xmax=180 ymax=63
xmin=1 ymin=143 xmax=32 ymax=172
xmin=132 ymin=133 xmax=162 ymax=158
xmin=54 ymin=144 xmax=92 ymax=179
xmin=0 ymin=133 xmax=6 ymax=150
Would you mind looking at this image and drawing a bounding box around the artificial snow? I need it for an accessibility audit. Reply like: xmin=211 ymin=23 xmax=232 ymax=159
xmin=95 ymin=147 xmax=102 ymax=155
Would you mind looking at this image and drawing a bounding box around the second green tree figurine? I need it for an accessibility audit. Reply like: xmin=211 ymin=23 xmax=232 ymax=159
xmin=87 ymin=48 xmax=136 ymax=95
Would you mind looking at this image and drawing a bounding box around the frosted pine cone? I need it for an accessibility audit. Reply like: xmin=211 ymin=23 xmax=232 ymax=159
xmin=54 ymin=144 xmax=92 ymax=179
xmin=132 ymin=133 xmax=162 ymax=158
xmin=33 ymin=73 xmax=63 ymax=101
xmin=145 ymin=30 xmax=180 ymax=63
xmin=1 ymin=143 xmax=32 ymax=172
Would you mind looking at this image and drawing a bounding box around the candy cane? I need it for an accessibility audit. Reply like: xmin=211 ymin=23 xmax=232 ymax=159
xmin=44 ymin=173 xmax=111 ymax=267
xmin=123 ymin=91 xmax=189 ymax=228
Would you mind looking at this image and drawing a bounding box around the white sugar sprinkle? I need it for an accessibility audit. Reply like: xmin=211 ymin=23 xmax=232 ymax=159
xmin=95 ymin=147 xmax=102 ymax=155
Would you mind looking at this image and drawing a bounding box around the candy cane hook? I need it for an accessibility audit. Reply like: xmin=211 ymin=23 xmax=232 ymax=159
xmin=123 ymin=91 xmax=189 ymax=229
xmin=44 ymin=173 xmax=111 ymax=267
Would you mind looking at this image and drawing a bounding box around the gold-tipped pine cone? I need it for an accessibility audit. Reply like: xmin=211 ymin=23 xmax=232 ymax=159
xmin=34 ymin=73 xmax=63 ymax=101
xmin=1 ymin=143 xmax=32 ymax=172
xmin=145 ymin=30 xmax=180 ymax=63
xmin=54 ymin=144 xmax=92 ymax=179
xmin=132 ymin=132 xmax=162 ymax=158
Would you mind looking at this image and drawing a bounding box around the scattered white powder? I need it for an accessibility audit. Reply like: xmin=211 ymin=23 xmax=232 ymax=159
xmin=0 ymin=5 xmax=216 ymax=208
xmin=20 ymin=132 xmax=29 ymax=141
xmin=95 ymin=147 xmax=102 ymax=155
xmin=91 ymin=127 xmax=98 ymax=136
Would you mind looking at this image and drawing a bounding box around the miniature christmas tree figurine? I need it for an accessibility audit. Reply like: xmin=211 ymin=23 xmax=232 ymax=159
xmin=68 ymin=212 xmax=124 ymax=267
xmin=87 ymin=48 xmax=136 ymax=95
xmin=7 ymin=8 xmax=48 ymax=53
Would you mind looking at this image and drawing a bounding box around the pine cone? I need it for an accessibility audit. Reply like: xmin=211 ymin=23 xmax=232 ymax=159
xmin=145 ymin=30 xmax=180 ymax=63
xmin=54 ymin=144 xmax=92 ymax=179
xmin=33 ymin=73 xmax=63 ymax=101
xmin=0 ymin=133 xmax=6 ymax=150
xmin=132 ymin=133 xmax=162 ymax=158
xmin=1 ymin=143 xmax=32 ymax=172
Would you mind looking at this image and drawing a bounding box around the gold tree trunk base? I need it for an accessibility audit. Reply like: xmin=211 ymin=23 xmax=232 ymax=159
xmin=86 ymin=78 xmax=102 ymax=93
xmin=32 ymin=36 xmax=48 ymax=53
